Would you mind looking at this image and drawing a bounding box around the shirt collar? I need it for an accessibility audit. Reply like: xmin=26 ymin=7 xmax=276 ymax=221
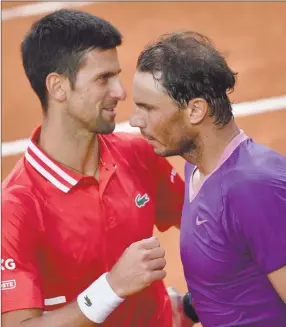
xmin=216 ymin=129 xmax=249 ymax=168
xmin=25 ymin=125 xmax=115 ymax=193
xmin=188 ymin=129 xmax=249 ymax=203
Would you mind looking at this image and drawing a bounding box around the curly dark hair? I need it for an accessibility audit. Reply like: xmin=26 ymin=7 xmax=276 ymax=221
xmin=137 ymin=31 xmax=237 ymax=126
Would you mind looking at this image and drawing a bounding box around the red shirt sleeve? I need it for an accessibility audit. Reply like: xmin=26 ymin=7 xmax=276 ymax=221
xmin=2 ymin=193 xmax=44 ymax=313
xmin=149 ymin=151 xmax=184 ymax=232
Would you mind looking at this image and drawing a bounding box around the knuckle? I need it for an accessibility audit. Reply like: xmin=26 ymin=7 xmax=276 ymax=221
xmin=143 ymin=261 xmax=150 ymax=271
xmin=143 ymin=271 xmax=152 ymax=285
xmin=141 ymin=249 xmax=149 ymax=261
xmin=150 ymin=237 xmax=160 ymax=248
xmin=134 ymin=239 xmax=145 ymax=249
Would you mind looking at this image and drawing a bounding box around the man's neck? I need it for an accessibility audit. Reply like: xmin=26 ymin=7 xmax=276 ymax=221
xmin=39 ymin=116 xmax=100 ymax=177
xmin=183 ymin=121 xmax=240 ymax=177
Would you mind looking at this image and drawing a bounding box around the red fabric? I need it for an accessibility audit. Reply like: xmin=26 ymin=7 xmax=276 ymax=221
xmin=2 ymin=126 xmax=184 ymax=326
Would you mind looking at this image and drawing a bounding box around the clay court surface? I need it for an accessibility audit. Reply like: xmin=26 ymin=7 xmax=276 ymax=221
xmin=2 ymin=1 xmax=286 ymax=321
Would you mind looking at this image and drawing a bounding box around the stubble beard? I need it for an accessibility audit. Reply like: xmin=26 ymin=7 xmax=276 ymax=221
xmin=156 ymin=135 xmax=198 ymax=159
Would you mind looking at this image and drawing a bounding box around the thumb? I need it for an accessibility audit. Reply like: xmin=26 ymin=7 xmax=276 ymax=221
xmin=141 ymin=236 xmax=160 ymax=249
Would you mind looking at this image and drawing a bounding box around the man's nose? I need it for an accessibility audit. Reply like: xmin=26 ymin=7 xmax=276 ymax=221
xmin=129 ymin=112 xmax=147 ymax=129
xmin=111 ymin=79 xmax=127 ymax=101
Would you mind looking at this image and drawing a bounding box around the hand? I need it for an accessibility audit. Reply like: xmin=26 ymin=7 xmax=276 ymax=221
xmin=167 ymin=287 xmax=194 ymax=327
xmin=107 ymin=236 xmax=166 ymax=298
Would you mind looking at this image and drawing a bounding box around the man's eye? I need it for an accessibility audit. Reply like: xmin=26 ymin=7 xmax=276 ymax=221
xmin=99 ymin=75 xmax=109 ymax=81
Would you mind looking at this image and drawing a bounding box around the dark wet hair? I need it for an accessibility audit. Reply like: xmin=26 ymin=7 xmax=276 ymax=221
xmin=137 ymin=31 xmax=237 ymax=126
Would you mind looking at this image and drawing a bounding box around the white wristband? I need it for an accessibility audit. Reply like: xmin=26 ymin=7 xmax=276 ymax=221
xmin=77 ymin=272 xmax=124 ymax=323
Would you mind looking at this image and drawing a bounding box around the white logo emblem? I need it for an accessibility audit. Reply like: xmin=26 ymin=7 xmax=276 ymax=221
xmin=196 ymin=217 xmax=207 ymax=226
xmin=1 ymin=280 xmax=16 ymax=290
xmin=1 ymin=258 xmax=16 ymax=271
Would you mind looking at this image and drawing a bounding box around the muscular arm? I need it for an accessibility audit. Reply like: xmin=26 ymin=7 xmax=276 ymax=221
xmin=2 ymin=303 xmax=96 ymax=327
xmin=268 ymin=265 xmax=286 ymax=303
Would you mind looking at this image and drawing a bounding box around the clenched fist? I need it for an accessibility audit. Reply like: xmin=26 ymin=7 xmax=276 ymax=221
xmin=106 ymin=237 xmax=166 ymax=298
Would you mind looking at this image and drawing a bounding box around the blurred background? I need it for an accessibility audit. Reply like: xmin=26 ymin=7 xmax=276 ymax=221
xmin=2 ymin=1 xmax=286 ymax=324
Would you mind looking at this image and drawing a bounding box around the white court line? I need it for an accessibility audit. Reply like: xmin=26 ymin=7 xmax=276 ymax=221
xmin=1 ymin=3 xmax=286 ymax=156
xmin=2 ymin=95 xmax=286 ymax=157
xmin=1 ymin=2 xmax=92 ymax=21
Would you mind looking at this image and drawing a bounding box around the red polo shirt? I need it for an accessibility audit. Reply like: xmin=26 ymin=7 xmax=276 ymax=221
xmin=2 ymin=126 xmax=184 ymax=327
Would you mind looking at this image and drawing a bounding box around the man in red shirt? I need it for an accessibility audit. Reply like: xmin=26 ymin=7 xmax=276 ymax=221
xmin=2 ymin=9 xmax=192 ymax=327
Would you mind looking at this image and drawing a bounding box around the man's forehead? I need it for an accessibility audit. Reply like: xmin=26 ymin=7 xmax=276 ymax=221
xmin=83 ymin=48 xmax=120 ymax=69
xmin=134 ymin=71 xmax=164 ymax=94
xmin=133 ymin=71 xmax=174 ymax=108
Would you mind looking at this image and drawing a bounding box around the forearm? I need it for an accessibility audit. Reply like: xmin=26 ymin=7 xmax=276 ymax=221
xmin=3 ymin=237 xmax=165 ymax=327
xmin=3 ymin=273 xmax=123 ymax=327
xmin=20 ymin=302 xmax=96 ymax=327
xmin=2 ymin=302 xmax=96 ymax=327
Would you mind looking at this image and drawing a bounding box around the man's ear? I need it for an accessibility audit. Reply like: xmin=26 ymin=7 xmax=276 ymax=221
xmin=46 ymin=73 xmax=68 ymax=103
xmin=187 ymin=98 xmax=208 ymax=125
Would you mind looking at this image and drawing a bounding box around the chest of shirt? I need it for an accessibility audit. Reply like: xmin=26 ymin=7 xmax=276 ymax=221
xmin=36 ymin=165 xmax=156 ymax=284
xmin=180 ymin=181 xmax=250 ymax=285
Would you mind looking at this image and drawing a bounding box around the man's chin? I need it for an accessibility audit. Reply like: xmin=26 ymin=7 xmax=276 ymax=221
xmin=144 ymin=137 xmax=180 ymax=157
xmin=153 ymin=146 xmax=173 ymax=158
xmin=94 ymin=121 xmax=116 ymax=134
xmin=154 ymin=145 xmax=183 ymax=158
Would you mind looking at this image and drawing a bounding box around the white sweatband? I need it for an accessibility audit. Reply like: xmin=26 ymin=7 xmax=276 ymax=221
xmin=77 ymin=272 xmax=124 ymax=323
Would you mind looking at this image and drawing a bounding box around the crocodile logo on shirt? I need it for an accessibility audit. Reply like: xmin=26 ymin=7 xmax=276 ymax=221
xmin=84 ymin=295 xmax=92 ymax=307
xmin=135 ymin=193 xmax=150 ymax=208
